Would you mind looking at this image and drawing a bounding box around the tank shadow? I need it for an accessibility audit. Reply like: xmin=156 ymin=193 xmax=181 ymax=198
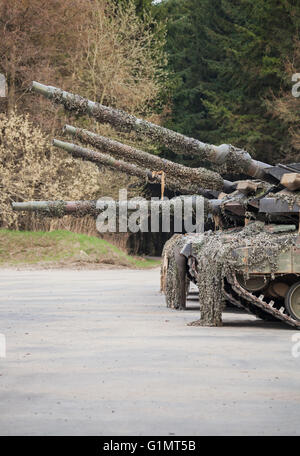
xmin=222 ymin=319 xmax=293 ymax=331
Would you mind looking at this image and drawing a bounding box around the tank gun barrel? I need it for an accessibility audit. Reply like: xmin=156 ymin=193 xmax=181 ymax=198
xmin=31 ymin=81 xmax=270 ymax=179
xmin=12 ymin=200 xmax=98 ymax=217
xmin=12 ymin=197 xmax=218 ymax=219
xmin=11 ymin=199 xmax=150 ymax=217
xmin=63 ymin=125 xmax=231 ymax=193
xmin=12 ymin=196 xmax=264 ymax=225
xmin=53 ymin=139 xmax=228 ymax=196
xmin=53 ymin=139 xmax=160 ymax=183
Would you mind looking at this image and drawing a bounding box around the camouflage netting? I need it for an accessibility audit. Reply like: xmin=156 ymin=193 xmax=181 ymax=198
xmin=189 ymin=222 xmax=296 ymax=327
xmin=15 ymin=195 xmax=210 ymax=223
xmin=42 ymin=85 xmax=258 ymax=177
xmin=67 ymin=127 xmax=224 ymax=192
xmin=214 ymin=147 xmax=259 ymax=177
xmin=268 ymin=191 xmax=300 ymax=210
xmin=42 ymin=201 xmax=99 ymax=218
xmin=51 ymin=88 xmax=214 ymax=157
xmin=162 ymin=222 xmax=297 ymax=326
xmin=54 ymin=141 xmax=163 ymax=185
xmin=161 ymin=234 xmax=189 ymax=309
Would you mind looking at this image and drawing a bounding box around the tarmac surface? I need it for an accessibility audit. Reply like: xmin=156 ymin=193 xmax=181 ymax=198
xmin=0 ymin=268 xmax=299 ymax=436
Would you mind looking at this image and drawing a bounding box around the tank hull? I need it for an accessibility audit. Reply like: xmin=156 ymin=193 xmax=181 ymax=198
xmin=162 ymin=225 xmax=300 ymax=328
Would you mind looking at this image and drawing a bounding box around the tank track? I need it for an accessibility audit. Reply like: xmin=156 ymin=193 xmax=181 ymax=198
xmin=186 ymin=256 xmax=300 ymax=328
xmin=225 ymin=272 xmax=300 ymax=329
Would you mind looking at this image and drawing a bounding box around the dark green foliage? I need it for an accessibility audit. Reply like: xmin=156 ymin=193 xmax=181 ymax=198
xmin=114 ymin=0 xmax=154 ymax=16
xmin=157 ymin=0 xmax=300 ymax=165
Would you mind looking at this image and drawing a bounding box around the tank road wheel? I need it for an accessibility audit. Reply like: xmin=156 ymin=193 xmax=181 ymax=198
xmin=285 ymin=282 xmax=300 ymax=322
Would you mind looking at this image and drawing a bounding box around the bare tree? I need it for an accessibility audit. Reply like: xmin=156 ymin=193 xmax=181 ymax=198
xmin=71 ymin=0 xmax=168 ymax=115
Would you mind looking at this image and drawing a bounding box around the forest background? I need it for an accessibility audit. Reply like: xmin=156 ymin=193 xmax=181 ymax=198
xmin=0 ymin=0 xmax=299 ymax=241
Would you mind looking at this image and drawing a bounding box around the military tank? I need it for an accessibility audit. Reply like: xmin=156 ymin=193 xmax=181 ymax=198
xmin=12 ymin=81 xmax=300 ymax=329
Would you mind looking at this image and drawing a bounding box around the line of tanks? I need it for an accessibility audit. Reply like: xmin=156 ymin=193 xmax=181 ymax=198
xmin=12 ymin=81 xmax=300 ymax=328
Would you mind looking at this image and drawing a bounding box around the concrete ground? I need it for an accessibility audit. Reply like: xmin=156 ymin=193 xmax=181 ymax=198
xmin=0 ymin=268 xmax=299 ymax=436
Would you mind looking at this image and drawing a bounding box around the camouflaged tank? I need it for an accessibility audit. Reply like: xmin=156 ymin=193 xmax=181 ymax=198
xmin=162 ymin=222 xmax=300 ymax=329
xmin=161 ymin=174 xmax=300 ymax=329
xmin=12 ymin=81 xmax=300 ymax=329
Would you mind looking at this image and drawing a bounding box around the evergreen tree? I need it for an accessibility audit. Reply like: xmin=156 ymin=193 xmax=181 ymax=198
xmin=114 ymin=0 xmax=154 ymax=16
xmin=158 ymin=0 xmax=300 ymax=165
